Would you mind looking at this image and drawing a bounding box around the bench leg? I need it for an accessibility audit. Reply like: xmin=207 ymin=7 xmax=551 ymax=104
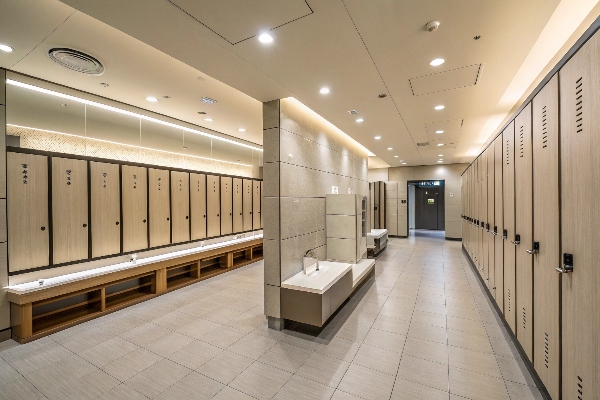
xmin=11 ymin=303 xmax=32 ymax=341
xmin=153 ymin=268 xmax=167 ymax=294
xmin=220 ymin=252 xmax=233 ymax=268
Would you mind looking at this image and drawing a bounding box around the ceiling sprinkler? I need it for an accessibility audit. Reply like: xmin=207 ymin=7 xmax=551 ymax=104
xmin=426 ymin=21 xmax=440 ymax=32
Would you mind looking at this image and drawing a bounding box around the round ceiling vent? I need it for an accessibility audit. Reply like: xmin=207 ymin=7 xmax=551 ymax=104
xmin=47 ymin=48 xmax=104 ymax=75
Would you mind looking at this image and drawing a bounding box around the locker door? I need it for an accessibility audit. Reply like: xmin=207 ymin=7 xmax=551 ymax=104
xmin=90 ymin=162 xmax=120 ymax=258
xmin=149 ymin=168 xmax=170 ymax=247
xmin=122 ymin=165 xmax=148 ymax=252
xmin=252 ymin=180 xmax=261 ymax=230
xmin=190 ymin=173 xmax=207 ymax=240
xmin=487 ymin=145 xmax=495 ymax=295
xmin=560 ymin=33 xmax=600 ymax=400
xmin=206 ymin=175 xmax=220 ymax=237
xmin=515 ymin=103 xmax=534 ymax=360
xmin=171 ymin=171 xmax=190 ymax=244
xmin=379 ymin=182 xmax=385 ymax=229
xmin=369 ymin=183 xmax=375 ymax=231
xmin=532 ymin=74 xmax=560 ymax=399
xmin=232 ymin=178 xmax=243 ymax=233
xmin=494 ymin=136 xmax=504 ymax=312
xmin=52 ymin=157 xmax=88 ymax=264
xmin=477 ymin=158 xmax=482 ymax=273
xmin=221 ymin=177 xmax=233 ymax=235
xmin=261 ymin=181 xmax=263 ymax=228
xmin=374 ymin=182 xmax=380 ymax=229
xmin=7 ymin=152 xmax=49 ymax=272
xmin=503 ymin=122 xmax=516 ymax=333
xmin=482 ymin=150 xmax=489 ymax=283
xmin=242 ymin=179 xmax=253 ymax=231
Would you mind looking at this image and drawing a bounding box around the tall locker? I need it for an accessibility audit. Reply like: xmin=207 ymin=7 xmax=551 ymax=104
xmin=369 ymin=183 xmax=375 ymax=230
xmin=52 ymin=157 xmax=88 ymax=264
xmin=242 ymin=179 xmax=253 ymax=231
xmin=90 ymin=162 xmax=120 ymax=258
xmin=373 ymin=182 xmax=380 ymax=229
xmin=7 ymin=152 xmax=49 ymax=272
xmin=481 ymin=151 xmax=489 ymax=283
xmin=221 ymin=177 xmax=233 ymax=235
xmin=122 ymin=165 xmax=148 ymax=252
xmin=232 ymin=178 xmax=243 ymax=233
xmin=190 ymin=173 xmax=207 ymax=240
xmin=379 ymin=182 xmax=385 ymax=229
xmin=252 ymin=180 xmax=261 ymax=229
xmin=171 ymin=171 xmax=190 ymax=244
xmin=148 ymin=168 xmax=170 ymax=247
xmin=206 ymin=175 xmax=220 ymax=237
xmin=494 ymin=136 xmax=504 ymax=312
xmin=477 ymin=158 xmax=482 ymax=272
xmin=559 ymin=33 xmax=600 ymax=400
xmin=503 ymin=122 xmax=516 ymax=333
xmin=532 ymin=74 xmax=560 ymax=399
xmin=487 ymin=146 xmax=495 ymax=294
xmin=514 ymin=103 xmax=534 ymax=360
xmin=261 ymin=181 xmax=264 ymax=228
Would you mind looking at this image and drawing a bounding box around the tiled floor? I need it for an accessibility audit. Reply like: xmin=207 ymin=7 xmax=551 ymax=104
xmin=0 ymin=231 xmax=545 ymax=400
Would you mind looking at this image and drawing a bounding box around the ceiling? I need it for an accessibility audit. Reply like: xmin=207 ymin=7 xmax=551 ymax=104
xmin=1 ymin=0 xmax=599 ymax=167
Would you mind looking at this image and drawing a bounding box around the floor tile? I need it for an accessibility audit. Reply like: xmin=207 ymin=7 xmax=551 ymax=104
xmin=496 ymin=355 xmax=537 ymax=386
xmin=213 ymin=386 xmax=257 ymax=400
xmin=196 ymin=350 xmax=254 ymax=384
xmin=352 ymin=343 xmax=401 ymax=375
xmin=124 ymin=359 xmax=192 ymax=399
xmin=362 ymin=328 xmax=406 ymax=352
xmin=504 ymin=380 xmax=544 ymax=399
xmin=338 ymin=363 xmax=395 ymax=400
xmin=101 ymin=348 xmax=163 ymax=381
xmin=119 ymin=322 xmax=171 ymax=347
xmin=448 ymin=345 xmax=503 ymax=378
xmin=448 ymin=329 xmax=493 ymax=354
xmin=57 ymin=327 xmax=114 ymax=353
xmin=272 ymin=375 xmax=336 ymax=400
xmin=8 ymin=343 xmax=73 ymax=375
xmin=166 ymin=340 xmax=222 ymax=370
xmin=97 ymin=384 xmax=149 ymax=400
xmin=397 ymin=355 xmax=449 ymax=392
xmin=227 ymin=332 xmax=278 ymax=360
xmin=144 ymin=331 xmax=195 ymax=357
xmin=25 ymin=354 xmax=97 ymax=395
xmin=408 ymin=322 xmax=447 ymax=344
xmin=228 ymin=361 xmax=293 ymax=400
xmin=155 ymin=371 xmax=224 ymax=400
xmin=314 ymin=336 xmax=361 ymax=362
xmin=449 ymin=366 xmax=509 ymax=400
xmin=402 ymin=337 xmax=448 ymax=365
xmin=198 ymin=325 xmax=248 ymax=349
xmin=411 ymin=310 xmax=447 ymax=328
xmin=295 ymin=352 xmax=350 ymax=388
xmin=371 ymin=315 xmax=411 ymax=335
xmin=79 ymin=337 xmax=139 ymax=367
xmin=257 ymin=342 xmax=313 ymax=373
xmin=45 ymin=369 xmax=120 ymax=400
xmin=391 ymin=377 xmax=449 ymax=400
xmin=0 ymin=376 xmax=44 ymax=400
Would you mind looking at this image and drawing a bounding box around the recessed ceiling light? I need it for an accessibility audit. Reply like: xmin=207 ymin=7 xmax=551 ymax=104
xmin=320 ymin=87 xmax=330 ymax=94
xmin=0 ymin=44 xmax=13 ymax=53
xmin=356 ymin=118 xmax=364 ymax=123
xmin=434 ymin=105 xmax=445 ymax=110
xmin=374 ymin=136 xmax=381 ymax=140
xmin=387 ymin=147 xmax=393 ymax=150
xmin=238 ymin=128 xmax=246 ymax=132
xmin=204 ymin=118 xmax=213 ymax=121
xmin=258 ymin=33 xmax=274 ymax=43
xmin=200 ymin=97 xmax=217 ymax=104
xmin=402 ymin=162 xmax=407 ymax=165
xmin=436 ymin=130 xmax=444 ymax=134
xmin=437 ymin=143 xmax=444 ymax=146
xmin=438 ymin=154 xmax=443 ymax=156
xmin=146 ymin=96 xmax=158 ymax=102
xmin=394 ymin=155 xmax=399 ymax=158
xmin=430 ymin=58 xmax=445 ymax=66
xmin=438 ymin=160 xmax=443 ymax=163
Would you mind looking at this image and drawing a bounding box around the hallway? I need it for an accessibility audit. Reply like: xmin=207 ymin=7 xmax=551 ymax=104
xmin=0 ymin=234 xmax=543 ymax=400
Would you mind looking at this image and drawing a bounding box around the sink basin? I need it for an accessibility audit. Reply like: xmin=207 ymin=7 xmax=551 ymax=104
xmin=306 ymin=264 xmax=330 ymax=277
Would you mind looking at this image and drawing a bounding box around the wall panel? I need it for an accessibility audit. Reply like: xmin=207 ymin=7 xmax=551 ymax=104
xmin=243 ymin=179 xmax=253 ymax=231
xmin=207 ymin=175 xmax=220 ymax=237
xmin=90 ymin=161 xmax=120 ymax=258
xmin=148 ymin=168 xmax=170 ymax=247
xmin=122 ymin=165 xmax=148 ymax=252
xmin=253 ymin=180 xmax=261 ymax=230
xmin=233 ymin=178 xmax=243 ymax=233
xmin=220 ymin=177 xmax=233 ymax=235
xmin=502 ymin=122 xmax=516 ymax=333
xmin=171 ymin=171 xmax=190 ymax=244
xmin=190 ymin=173 xmax=207 ymax=240
xmin=493 ymin=136 xmax=504 ymax=312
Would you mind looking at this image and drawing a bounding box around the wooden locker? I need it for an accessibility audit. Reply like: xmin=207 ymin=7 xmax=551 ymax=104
xmin=374 ymin=182 xmax=380 ymax=229
xmin=487 ymin=145 xmax=495 ymax=295
xmin=379 ymin=182 xmax=385 ymax=229
xmin=494 ymin=136 xmax=504 ymax=313
xmin=206 ymin=175 xmax=220 ymax=237
xmin=148 ymin=168 xmax=170 ymax=247
xmin=481 ymin=150 xmax=489 ymax=283
xmin=514 ymin=103 xmax=534 ymax=360
xmin=559 ymin=32 xmax=600 ymax=400
xmin=476 ymin=158 xmax=482 ymax=273
xmin=253 ymin=180 xmax=261 ymax=230
xmin=221 ymin=177 xmax=233 ymax=235
xmin=532 ymin=74 xmax=560 ymax=399
xmin=242 ymin=179 xmax=253 ymax=231
xmin=503 ymin=122 xmax=517 ymax=333
xmin=232 ymin=178 xmax=243 ymax=233
xmin=52 ymin=157 xmax=88 ymax=264
xmin=261 ymin=181 xmax=263 ymax=228
xmin=7 ymin=152 xmax=49 ymax=272
xmin=369 ymin=183 xmax=375 ymax=231
xmin=190 ymin=173 xmax=207 ymax=240
xmin=90 ymin=162 xmax=120 ymax=258
xmin=122 ymin=165 xmax=148 ymax=252
xmin=171 ymin=171 xmax=190 ymax=244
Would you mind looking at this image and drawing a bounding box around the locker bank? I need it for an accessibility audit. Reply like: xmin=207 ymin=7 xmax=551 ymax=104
xmin=0 ymin=1 xmax=598 ymax=399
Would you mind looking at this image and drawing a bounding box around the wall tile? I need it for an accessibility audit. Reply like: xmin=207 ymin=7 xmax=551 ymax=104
xmin=263 ymin=197 xmax=280 ymax=240
xmin=264 ymin=239 xmax=281 ymax=286
xmin=280 ymin=232 xmax=326 ymax=282
xmin=263 ymin=128 xmax=280 ymax=163
xmin=264 ymin=285 xmax=281 ymax=318
xmin=0 ymin=70 xmax=5 ymax=106
xmin=263 ymin=100 xmax=280 ymax=130
xmin=0 ymin=243 xmax=8 ymax=330
xmin=280 ymin=197 xmax=325 ymax=240
xmin=0 ymin=199 xmax=6 ymax=243
xmin=263 ymin=162 xmax=280 ymax=197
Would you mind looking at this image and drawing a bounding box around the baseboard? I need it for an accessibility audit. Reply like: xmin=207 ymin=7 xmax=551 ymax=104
xmin=461 ymin=246 xmax=551 ymax=400
xmin=445 ymin=237 xmax=462 ymax=241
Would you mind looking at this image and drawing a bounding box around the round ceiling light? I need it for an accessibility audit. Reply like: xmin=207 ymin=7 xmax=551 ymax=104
xmin=436 ymin=130 xmax=444 ymax=134
xmin=394 ymin=155 xmax=398 ymax=158
xmin=320 ymin=87 xmax=330 ymax=94
xmin=402 ymin=162 xmax=407 ymax=165
xmin=0 ymin=44 xmax=13 ymax=53
xmin=258 ymin=33 xmax=274 ymax=43
xmin=204 ymin=118 xmax=213 ymax=122
xmin=238 ymin=128 xmax=246 ymax=132
xmin=356 ymin=118 xmax=364 ymax=123
xmin=374 ymin=136 xmax=381 ymax=140
xmin=146 ymin=96 xmax=158 ymax=102
xmin=437 ymin=143 xmax=444 ymax=146
xmin=387 ymin=148 xmax=393 ymax=150
xmin=430 ymin=58 xmax=445 ymax=66
xmin=434 ymin=105 xmax=445 ymax=110
xmin=438 ymin=154 xmax=443 ymax=156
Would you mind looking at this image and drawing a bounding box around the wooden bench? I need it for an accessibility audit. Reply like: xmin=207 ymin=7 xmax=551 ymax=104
xmin=7 ymin=238 xmax=263 ymax=343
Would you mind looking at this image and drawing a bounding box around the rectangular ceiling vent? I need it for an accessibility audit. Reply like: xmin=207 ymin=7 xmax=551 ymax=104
xmin=417 ymin=142 xmax=429 ymax=146
xmin=348 ymin=110 xmax=358 ymax=115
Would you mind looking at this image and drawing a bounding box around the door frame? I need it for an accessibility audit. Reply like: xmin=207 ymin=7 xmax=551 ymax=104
xmin=406 ymin=180 xmax=445 ymax=233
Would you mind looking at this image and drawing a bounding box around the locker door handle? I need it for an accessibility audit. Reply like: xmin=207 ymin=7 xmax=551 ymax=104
xmin=557 ymin=253 xmax=574 ymax=273
xmin=217 ymin=214 xmax=220 ymax=217
xmin=229 ymin=213 xmax=232 ymax=216
xmin=83 ymin=224 xmax=87 ymax=228
xmin=502 ymin=229 xmax=508 ymax=240
xmin=526 ymin=242 xmax=539 ymax=255
xmin=143 ymin=219 xmax=147 ymax=223
xmin=41 ymin=226 xmax=46 ymax=231
xmin=185 ymin=216 xmax=189 ymax=219
xmin=116 ymin=221 xmax=120 ymax=225
xmin=511 ymin=234 xmax=521 ymax=245
xmin=167 ymin=218 xmax=170 ymax=221
xmin=203 ymin=215 xmax=206 ymax=218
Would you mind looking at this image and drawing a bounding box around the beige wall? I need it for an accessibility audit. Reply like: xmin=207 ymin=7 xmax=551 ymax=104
xmin=369 ymin=164 xmax=467 ymax=239
xmin=263 ymin=98 xmax=369 ymax=321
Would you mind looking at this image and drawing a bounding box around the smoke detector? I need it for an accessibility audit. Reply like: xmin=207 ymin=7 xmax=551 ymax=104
xmin=47 ymin=48 xmax=104 ymax=75
xmin=425 ymin=21 xmax=440 ymax=32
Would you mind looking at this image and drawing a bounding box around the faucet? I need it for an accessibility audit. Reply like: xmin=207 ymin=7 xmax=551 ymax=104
xmin=304 ymin=248 xmax=319 ymax=272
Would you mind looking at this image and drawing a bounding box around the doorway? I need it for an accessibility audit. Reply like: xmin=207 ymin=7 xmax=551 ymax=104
xmin=408 ymin=180 xmax=445 ymax=231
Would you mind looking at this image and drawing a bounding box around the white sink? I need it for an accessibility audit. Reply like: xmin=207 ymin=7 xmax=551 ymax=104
xmin=305 ymin=264 xmax=330 ymax=277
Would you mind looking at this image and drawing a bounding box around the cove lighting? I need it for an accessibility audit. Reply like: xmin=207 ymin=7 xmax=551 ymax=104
xmin=320 ymin=87 xmax=330 ymax=94
xmin=374 ymin=136 xmax=381 ymax=140
xmin=0 ymin=44 xmax=13 ymax=53
xmin=434 ymin=105 xmax=445 ymax=110
xmin=238 ymin=128 xmax=246 ymax=132
xmin=6 ymin=79 xmax=262 ymax=151
xmin=146 ymin=96 xmax=158 ymax=102
xmin=356 ymin=118 xmax=364 ymax=123
xmin=430 ymin=58 xmax=445 ymax=66
xmin=436 ymin=130 xmax=444 ymax=134
xmin=258 ymin=33 xmax=274 ymax=43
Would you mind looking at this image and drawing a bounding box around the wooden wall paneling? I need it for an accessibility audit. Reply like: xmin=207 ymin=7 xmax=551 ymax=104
xmin=190 ymin=173 xmax=207 ymax=240
xmin=532 ymin=74 xmax=560 ymax=399
xmin=52 ymin=157 xmax=88 ymax=264
xmin=503 ymin=122 xmax=517 ymax=333
xmin=122 ymin=165 xmax=148 ymax=252
xmin=515 ymin=103 xmax=534 ymax=361
xmin=487 ymin=145 xmax=495 ymax=295
xmin=252 ymin=180 xmax=260 ymax=230
xmin=494 ymin=136 xmax=504 ymax=312
xmin=379 ymin=181 xmax=385 ymax=229
xmin=242 ymin=179 xmax=253 ymax=231
xmin=206 ymin=175 xmax=220 ymax=237
xmin=559 ymin=32 xmax=600 ymax=400
xmin=7 ymin=152 xmax=49 ymax=272
xmin=148 ymin=168 xmax=171 ymax=247
xmin=369 ymin=183 xmax=374 ymax=231
xmin=373 ymin=182 xmax=380 ymax=229
xmin=260 ymin=181 xmax=263 ymax=228
xmin=171 ymin=171 xmax=190 ymax=244
xmin=482 ymin=150 xmax=489 ymax=283
xmin=232 ymin=178 xmax=243 ymax=233
xmin=90 ymin=161 xmax=120 ymax=258
xmin=221 ymin=177 xmax=233 ymax=235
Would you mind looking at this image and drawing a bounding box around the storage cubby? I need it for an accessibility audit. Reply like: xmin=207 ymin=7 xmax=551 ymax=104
xmin=104 ymin=273 xmax=154 ymax=310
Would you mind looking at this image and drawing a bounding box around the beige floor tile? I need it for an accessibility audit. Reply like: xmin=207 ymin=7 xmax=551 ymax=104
xmin=166 ymin=339 xmax=222 ymax=370
xmin=408 ymin=322 xmax=447 ymax=344
xmin=97 ymin=384 xmax=148 ymax=400
xmin=57 ymin=327 xmax=113 ymax=353
xmin=447 ymin=315 xmax=488 ymax=337
xmin=25 ymin=355 xmax=97 ymax=395
xmin=338 ymin=364 xmax=396 ymax=400
xmin=449 ymin=366 xmax=510 ymax=400
xmin=397 ymin=355 xmax=449 ymax=392
xmin=391 ymin=377 xmax=449 ymax=400
xmin=272 ymin=375 xmax=336 ymax=400
xmin=448 ymin=329 xmax=493 ymax=354
xmin=229 ymin=361 xmax=292 ymax=400
xmin=314 ymin=336 xmax=361 ymax=362
xmin=496 ymin=355 xmax=537 ymax=386
xmin=45 ymin=369 xmax=120 ymax=400
xmin=124 ymin=359 xmax=192 ymax=399
xmin=411 ymin=310 xmax=447 ymax=328
xmin=7 ymin=343 xmax=73 ymax=375
xmin=257 ymin=342 xmax=313 ymax=373
xmin=175 ymin=318 xmax=222 ymax=340
xmin=0 ymin=376 xmax=44 ymax=400
xmin=95 ymin=315 xmax=146 ymax=336
xmin=150 ymin=311 xmax=198 ymax=330
xmin=504 ymin=380 xmax=544 ymax=399
xmin=448 ymin=346 xmax=503 ymax=378
xmin=352 ymin=343 xmax=401 ymax=375
xmin=144 ymin=331 xmax=195 ymax=357
xmin=295 ymin=352 xmax=350 ymax=388
xmin=79 ymin=337 xmax=139 ymax=367
xmin=155 ymin=371 xmax=224 ymax=400
xmin=196 ymin=349 xmax=253 ymax=384
xmin=402 ymin=337 xmax=449 ymax=365
xmin=213 ymin=386 xmax=257 ymax=400
xmin=0 ymin=360 xmax=22 ymax=386
xmin=334 ymin=320 xmax=372 ymax=342
xmin=119 ymin=322 xmax=171 ymax=347
xmin=363 ymin=328 xmax=406 ymax=352
xmin=101 ymin=348 xmax=163 ymax=381
xmin=371 ymin=315 xmax=411 ymax=335
xmin=227 ymin=332 xmax=278 ymax=360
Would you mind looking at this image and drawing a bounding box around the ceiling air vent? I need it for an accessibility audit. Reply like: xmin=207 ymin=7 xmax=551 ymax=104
xmin=417 ymin=142 xmax=429 ymax=146
xmin=200 ymin=97 xmax=217 ymax=104
xmin=47 ymin=48 xmax=104 ymax=75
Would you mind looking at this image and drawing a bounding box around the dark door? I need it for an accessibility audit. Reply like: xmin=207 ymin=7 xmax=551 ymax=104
xmin=415 ymin=186 xmax=442 ymax=230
